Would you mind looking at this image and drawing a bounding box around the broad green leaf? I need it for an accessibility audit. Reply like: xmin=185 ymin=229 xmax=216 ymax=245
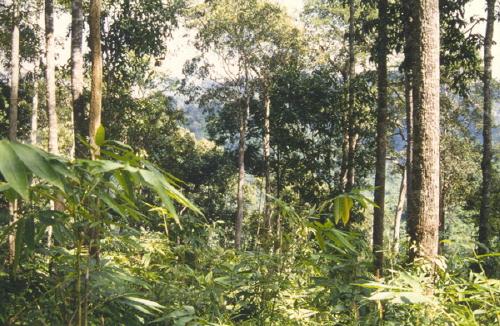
xmin=0 ymin=183 xmax=11 ymax=192
xmin=124 ymin=297 xmax=165 ymax=310
xmin=333 ymin=195 xmax=353 ymax=226
xmin=95 ymin=124 xmax=106 ymax=147
xmin=369 ymin=292 xmax=397 ymax=301
xmin=10 ymin=142 xmax=67 ymax=191
xmin=175 ymin=316 xmax=195 ymax=326
xmin=316 ymin=231 xmax=325 ymax=250
xmin=183 ymin=306 xmax=196 ymax=315
xmin=399 ymin=271 xmax=423 ymax=293
xmin=390 ymin=292 xmax=429 ymax=304
xmin=0 ymin=140 xmax=29 ymax=200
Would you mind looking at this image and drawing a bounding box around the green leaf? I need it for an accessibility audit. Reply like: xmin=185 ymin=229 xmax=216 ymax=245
xmin=399 ymin=271 xmax=423 ymax=293
xmin=175 ymin=316 xmax=195 ymax=326
xmin=333 ymin=195 xmax=353 ymax=226
xmin=390 ymin=292 xmax=429 ymax=304
xmin=0 ymin=140 xmax=29 ymax=200
xmin=95 ymin=124 xmax=106 ymax=147
xmin=316 ymin=231 xmax=325 ymax=250
xmin=10 ymin=142 xmax=67 ymax=191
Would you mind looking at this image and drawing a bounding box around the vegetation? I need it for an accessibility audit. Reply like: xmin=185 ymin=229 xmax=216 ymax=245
xmin=1 ymin=0 xmax=499 ymax=325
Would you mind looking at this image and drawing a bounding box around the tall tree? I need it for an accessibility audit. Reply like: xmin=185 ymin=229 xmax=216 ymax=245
xmin=189 ymin=0 xmax=302 ymax=248
xmin=373 ymin=0 xmax=388 ymax=276
xmin=478 ymin=0 xmax=496 ymax=256
xmin=89 ymin=0 xmax=102 ymax=159
xmin=45 ymin=0 xmax=58 ymax=155
xmin=407 ymin=0 xmax=441 ymax=264
xmin=9 ymin=0 xmax=20 ymax=142
xmin=72 ymin=0 xmax=86 ymax=158
xmin=7 ymin=0 xmax=20 ymax=281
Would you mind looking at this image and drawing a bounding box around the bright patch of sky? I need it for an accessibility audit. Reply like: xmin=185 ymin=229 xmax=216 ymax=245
xmin=49 ymin=0 xmax=498 ymax=79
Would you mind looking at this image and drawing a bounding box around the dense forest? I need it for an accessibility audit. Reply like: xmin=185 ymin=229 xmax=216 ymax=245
xmin=1 ymin=0 xmax=500 ymax=325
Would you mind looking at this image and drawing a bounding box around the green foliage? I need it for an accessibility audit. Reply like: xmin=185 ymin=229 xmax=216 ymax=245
xmin=0 ymin=136 xmax=200 ymax=324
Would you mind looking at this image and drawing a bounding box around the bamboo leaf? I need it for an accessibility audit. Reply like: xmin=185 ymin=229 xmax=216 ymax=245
xmin=0 ymin=140 xmax=29 ymax=200
xmin=10 ymin=142 xmax=67 ymax=191
xmin=95 ymin=124 xmax=106 ymax=147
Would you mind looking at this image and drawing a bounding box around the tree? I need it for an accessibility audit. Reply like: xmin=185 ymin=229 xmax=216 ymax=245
xmin=71 ymin=0 xmax=86 ymax=158
xmin=188 ymin=0 xmax=302 ymax=248
xmin=45 ymin=0 xmax=58 ymax=155
xmin=89 ymin=0 xmax=102 ymax=160
xmin=373 ymin=0 xmax=388 ymax=276
xmin=478 ymin=0 xmax=496 ymax=256
xmin=407 ymin=0 xmax=441 ymax=264
xmin=7 ymin=0 xmax=20 ymax=281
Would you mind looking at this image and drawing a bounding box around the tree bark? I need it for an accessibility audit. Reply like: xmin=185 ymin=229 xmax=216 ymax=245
xmin=403 ymin=0 xmax=416 ymax=256
xmin=88 ymin=0 xmax=103 ymax=263
xmin=407 ymin=0 xmax=441 ymax=265
xmin=9 ymin=0 xmax=20 ymax=141
xmin=345 ymin=0 xmax=356 ymax=193
xmin=263 ymin=89 xmax=272 ymax=234
xmin=392 ymin=165 xmax=406 ymax=256
xmin=8 ymin=0 xmax=20 ymax=282
xmin=72 ymin=0 xmax=86 ymax=159
xmin=31 ymin=59 xmax=40 ymax=146
xmin=235 ymin=80 xmax=250 ymax=250
xmin=373 ymin=0 xmax=388 ymax=276
xmin=46 ymin=0 xmax=59 ymax=155
xmin=89 ymin=0 xmax=102 ymax=160
xmin=478 ymin=0 xmax=496 ymax=256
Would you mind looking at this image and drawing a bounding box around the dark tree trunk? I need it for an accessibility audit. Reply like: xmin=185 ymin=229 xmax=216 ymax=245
xmin=478 ymin=0 xmax=496 ymax=256
xmin=72 ymin=0 xmax=86 ymax=159
xmin=46 ymin=0 xmax=59 ymax=155
xmin=373 ymin=0 xmax=388 ymax=277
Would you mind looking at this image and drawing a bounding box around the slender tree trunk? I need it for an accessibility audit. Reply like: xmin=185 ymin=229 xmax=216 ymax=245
xmin=9 ymin=0 xmax=20 ymax=141
xmin=373 ymin=0 xmax=388 ymax=277
xmin=403 ymin=0 xmax=415 ymax=254
xmin=392 ymin=165 xmax=406 ymax=256
xmin=345 ymin=0 xmax=356 ymax=192
xmin=263 ymin=89 xmax=272 ymax=233
xmin=89 ymin=0 xmax=102 ymax=159
xmin=235 ymin=86 xmax=250 ymax=250
xmin=88 ymin=0 xmax=103 ymax=266
xmin=478 ymin=0 xmax=496 ymax=256
xmin=72 ymin=0 xmax=86 ymax=159
xmin=407 ymin=0 xmax=441 ymax=265
xmin=8 ymin=0 xmax=20 ymax=282
xmin=46 ymin=0 xmax=58 ymax=155
xmin=31 ymin=59 xmax=40 ymax=146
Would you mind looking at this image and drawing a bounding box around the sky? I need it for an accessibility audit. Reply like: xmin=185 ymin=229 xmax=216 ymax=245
xmin=49 ymin=0 xmax=498 ymax=79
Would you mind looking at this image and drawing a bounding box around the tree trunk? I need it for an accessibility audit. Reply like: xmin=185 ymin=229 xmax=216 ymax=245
xmin=345 ymin=0 xmax=356 ymax=193
xmin=392 ymin=165 xmax=406 ymax=256
xmin=9 ymin=0 xmax=20 ymax=141
xmin=88 ymin=0 xmax=103 ymax=263
xmin=72 ymin=0 xmax=86 ymax=159
xmin=31 ymin=59 xmax=40 ymax=146
xmin=373 ymin=0 xmax=388 ymax=277
xmin=89 ymin=0 xmax=102 ymax=160
xmin=263 ymin=89 xmax=272 ymax=234
xmin=407 ymin=0 xmax=441 ymax=265
xmin=478 ymin=0 xmax=496 ymax=256
xmin=8 ymin=0 xmax=20 ymax=282
xmin=46 ymin=0 xmax=59 ymax=155
xmin=235 ymin=91 xmax=249 ymax=251
xmin=403 ymin=0 xmax=416 ymax=257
